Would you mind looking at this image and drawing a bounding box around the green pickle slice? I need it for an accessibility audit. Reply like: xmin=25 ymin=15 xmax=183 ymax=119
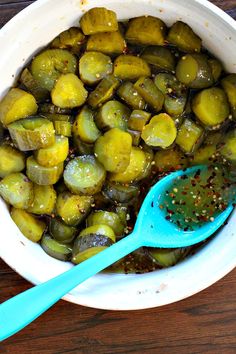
xmin=73 ymin=106 xmax=101 ymax=143
xmin=31 ymin=49 xmax=77 ymax=91
xmin=94 ymin=128 xmax=132 ymax=173
xmin=49 ymin=217 xmax=77 ymax=244
xmin=117 ymin=82 xmax=146 ymax=110
xmin=167 ymin=21 xmax=202 ymax=53
xmin=80 ymin=7 xmax=118 ymax=35
xmin=79 ymin=51 xmax=113 ymax=85
xmin=8 ymin=117 xmax=55 ymax=151
xmin=27 ymin=184 xmax=56 ymax=215
xmin=51 ymin=27 xmax=85 ymax=53
xmin=141 ymin=46 xmax=175 ymax=71
xmin=87 ymin=210 xmax=125 ymax=236
xmin=87 ymin=31 xmax=126 ymax=55
xmin=0 ymin=173 xmax=34 ymax=209
xmin=134 ymin=77 xmax=164 ymax=112
xmin=88 ymin=75 xmax=120 ymax=108
xmin=221 ymin=74 xmax=236 ymax=120
xmin=41 ymin=234 xmax=72 ymax=261
xmin=11 ymin=208 xmax=46 ymax=242
xmin=0 ymin=88 xmax=38 ymax=126
xmin=0 ymin=144 xmax=25 ymax=178
xmin=114 ymin=55 xmax=151 ymax=80
xmin=176 ymin=118 xmax=204 ymax=154
xmin=56 ymin=192 xmax=93 ymax=226
xmin=96 ymin=100 xmax=130 ymax=131
xmin=64 ymin=155 xmax=106 ymax=195
xmin=34 ymin=136 xmax=69 ymax=167
xmin=26 ymin=156 xmax=63 ymax=185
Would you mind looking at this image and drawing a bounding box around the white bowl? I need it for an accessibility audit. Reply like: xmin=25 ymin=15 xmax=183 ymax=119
xmin=0 ymin=0 xmax=236 ymax=310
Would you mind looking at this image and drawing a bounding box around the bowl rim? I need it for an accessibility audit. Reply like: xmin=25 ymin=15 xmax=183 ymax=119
xmin=0 ymin=0 xmax=236 ymax=310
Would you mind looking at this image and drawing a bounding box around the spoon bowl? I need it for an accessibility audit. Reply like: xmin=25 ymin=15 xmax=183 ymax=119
xmin=0 ymin=165 xmax=233 ymax=341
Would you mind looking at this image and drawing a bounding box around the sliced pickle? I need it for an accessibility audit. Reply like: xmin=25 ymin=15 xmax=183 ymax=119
xmin=72 ymin=224 xmax=115 ymax=264
xmin=141 ymin=46 xmax=175 ymax=71
xmin=49 ymin=217 xmax=77 ymax=244
xmin=39 ymin=103 xmax=71 ymax=115
xmin=87 ymin=31 xmax=126 ymax=55
xmin=87 ymin=210 xmax=125 ymax=235
xmin=0 ymin=172 xmax=33 ymax=209
xmin=176 ymin=54 xmax=214 ymax=89
xmin=134 ymin=76 xmax=164 ymax=112
xmin=11 ymin=208 xmax=46 ymax=242
xmin=26 ymin=156 xmax=63 ymax=185
xmin=128 ymin=110 xmax=151 ymax=132
xmin=20 ymin=68 xmax=49 ymax=102
xmin=127 ymin=129 xmax=141 ymax=146
xmin=208 ymin=58 xmax=223 ymax=82
xmin=73 ymin=106 xmax=101 ymax=143
xmin=51 ymin=27 xmax=85 ymax=53
xmin=34 ymin=136 xmax=68 ymax=167
xmin=94 ymin=128 xmax=132 ymax=173
xmin=0 ymin=144 xmax=25 ymax=178
xmin=31 ymin=49 xmax=77 ymax=91
xmin=0 ymin=88 xmax=38 ymax=126
xmin=41 ymin=234 xmax=72 ymax=261
xmin=117 ymin=82 xmax=146 ymax=110
xmin=114 ymin=55 xmax=151 ymax=80
xmin=27 ymin=185 xmax=56 ymax=215
xmin=51 ymin=73 xmax=88 ymax=108
xmin=79 ymin=51 xmax=113 ymax=85
xmin=176 ymin=118 xmax=204 ymax=154
xmin=80 ymin=7 xmax=118 ymax=35
xmin=154 ymin=148 xmax=188 ymax=172
xmin=54 ymin=121 xmax=72 ymax=137
xmin=8 ymin=117 xmax=55 ymax=151
xmin=149 ymin=247 xmax=191 ymax=267
xmin=64 ymin=155 xmax=106 ymax=195
xmin=109 ymin=146 xmax=147 ymax=183
xmin=167 ymin=21 xmax=202 ymax=53
xmin=96 ymin=100 xmax=130 ymax=131
xmin=56 ymin=192 xmax=93 ymax=226
xmin=88 ymin=74 xmax=120 ymax=108
xmin=191 ymin=144 xmax=217 ymax=165
xmin=103 ymin=182 xmax=140 ymax=203
xmin=192 ymin=87 xmax=230 ymax=127
xmin=125 ymin=16 xmax=166 ymax=46
xmin=141 ymin=113 xmax=177 ymax=148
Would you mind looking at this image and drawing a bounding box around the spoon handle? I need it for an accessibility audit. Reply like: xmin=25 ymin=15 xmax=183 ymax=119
xmin=0 ymin=232 xmax=141 ymax=341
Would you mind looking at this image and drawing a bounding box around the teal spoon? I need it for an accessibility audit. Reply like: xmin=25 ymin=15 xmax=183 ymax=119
xmin=0 ymin=165 xmax=233 ymax=341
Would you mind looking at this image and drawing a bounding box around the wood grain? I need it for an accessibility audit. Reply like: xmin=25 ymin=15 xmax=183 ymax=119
xmin=0 ymin=1 xmax=236 ymax=353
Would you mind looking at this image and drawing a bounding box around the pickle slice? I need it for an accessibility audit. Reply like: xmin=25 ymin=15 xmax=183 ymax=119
xmin=127 ymin=129 xmax=141 ymax=146
xmin=0 ymin=88 xmax=38 ymax=126
xmin=192 ymin=87 xmax=230 ymax=127
xmin=0 ymin=172 xmax=34 ymax=209
xmin=51 ymin=73 xmax=88 ymax=108
xmin=8 ymin=117 xmax=55 ymax=151
xmin=176 ymin=54 xmax=213 ymax=89
xmin=73 ymin=106 xmax=101 ymax=144
xmin=11 ymin=208 xmax=46 ymax=242
xmin=141 ymin=113 xmax=177 ymax=148
xmin=154 ymin=148 xmax=188 ymax=172
xmin=64 ymin=155 xmax=106 ymax=195
xmin=26 ymin=156 xmax=63 ymax=185
xmin=134 ymin=77 xmax=164 ymax=112
xmin=31 ymin=49 xmax=77 ymax=91
xmin=51 ymin=27 xmax=85 ymax=54
xmin=0 ymin=144 xmax=25 ymax=178
xmin=72 ymin=224 xmax=115 ymax=264
xmin=149 ymin=247 xmax=191 ymax=267
xmin=126 ymin=16 xmax=166 ymax=46
xmin=176 ymin=118 xmax=204 ymax=154
xmin=20 ymin=68 xmax=49 ymax=102
xmin=27 ymin=184 xmax=56 ymax=215
xmin=109 ymin=146 xmax=147 ymax=184
xmin=128 ymin=110 xmax=151 ymax=131
xmin=79 ymin=51 xmax=113 ymax=85
xmin=103 ymin=182 xmax=140 ymax=203
xmin=208 ymin=58 xmax=223 ymax=82
xmin=56 ymin=192 xmax=93 ymax=226
xmin=94 ymin=128 xmax=132 ymax=173
xmin=87 ymin=31 xmax=126 ymax=55
xmin=49 ymin=217 xmax=77 ymax=244
xmin=88 ymin=74 xmax=120 ymax=108
xmin=41 ymin=234 xmax=72 ymax=261
xmin=114 ymin=55 xmax=151 ymax=80
xmin=80 ymin=7 xmax=118 ymax=35
xmin=96 ymin=100 xmax=130 ymax=131
xmin=54 ymin=121 xmax=72 ymax=137
xmin=167 ymin=21 xmax=202 ymax=53
xmin=34 ymin=136 xmax=69 ymax=167
xmin=87 ymin=210 xmax=125 ymax=236
xmin=141 ymin=46 xmax=175 ymax=71
xmin=117 ymin=82 xmax=146 ymax=110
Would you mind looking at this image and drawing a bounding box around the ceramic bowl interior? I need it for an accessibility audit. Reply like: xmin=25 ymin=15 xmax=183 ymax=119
xmin=0 ymin=0 xmax=236 ymax=310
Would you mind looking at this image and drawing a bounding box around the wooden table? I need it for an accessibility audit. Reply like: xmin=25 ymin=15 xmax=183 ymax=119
xmin=1 ymin=1 xmax=236 ymax=352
